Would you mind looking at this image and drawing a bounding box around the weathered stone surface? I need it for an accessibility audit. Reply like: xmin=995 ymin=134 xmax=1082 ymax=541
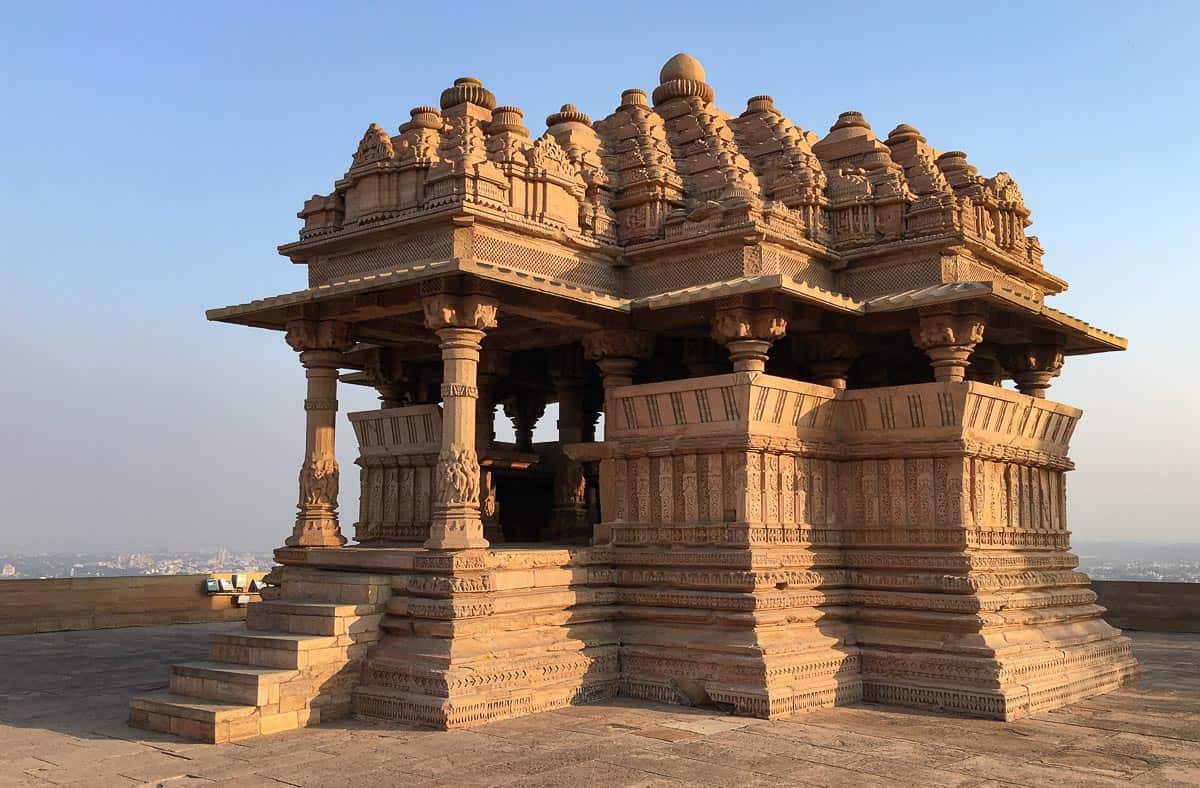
xmin=186 ymin=52 xmax=1138 ymax=743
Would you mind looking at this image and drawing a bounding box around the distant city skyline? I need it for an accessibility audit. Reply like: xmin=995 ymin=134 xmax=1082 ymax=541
xmin=2 ymin=1 xmax=1197 ymax=552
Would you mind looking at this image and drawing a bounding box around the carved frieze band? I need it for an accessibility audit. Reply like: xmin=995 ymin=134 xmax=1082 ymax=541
xmin=604 ymin=449 xmax=1066 ymax=532
xmin=441 ymin=383 xmax=479 ymax=399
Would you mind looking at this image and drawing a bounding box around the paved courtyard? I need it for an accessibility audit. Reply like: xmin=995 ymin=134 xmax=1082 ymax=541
xmin=0 ymin=623 xmax=1197 ymax=787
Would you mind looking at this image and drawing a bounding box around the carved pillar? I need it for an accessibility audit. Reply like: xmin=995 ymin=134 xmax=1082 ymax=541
xmin=794 ymin=332 xmax=859 ymax=390
xmin=422 ymin=293 xmax=498 ymax=550
xmin=583 ymin=329 xmax=654 ymax=439
xmin=710 ymin=302 xmax=787 ymax=373
xmin=476 ymin=350 xmax=509 ymax=544
xmin=999 ymin=343 xmax=1064 ymax=398
xmin=284 ymin=319 xmax=354 ymax=547
xmin=548 ymin=346 xmax=591 ymax=541
xmin=911 ymin=308 xmax=987 ymax=383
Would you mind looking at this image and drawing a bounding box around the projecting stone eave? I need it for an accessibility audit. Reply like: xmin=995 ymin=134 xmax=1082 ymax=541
xmin=837 ymin=233 xmax=1069 ymax=297
xmin=205 ymin=256 xmax=629 ymax=333
xmin=631 ymin=273 xmax=863 ymax=315
xmin=864 ymin=281 xmax=1128 ymax=355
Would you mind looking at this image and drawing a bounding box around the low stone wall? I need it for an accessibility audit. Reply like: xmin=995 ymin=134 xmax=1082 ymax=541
xmin=1093 ymin=581 xmax=1200 ymax=634
xmin=0 ymin=573 xmax=266 ymax=635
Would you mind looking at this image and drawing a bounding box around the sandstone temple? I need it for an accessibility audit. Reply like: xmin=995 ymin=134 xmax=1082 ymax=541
xmin=129 ymin=54 xmax=1139 ymax=743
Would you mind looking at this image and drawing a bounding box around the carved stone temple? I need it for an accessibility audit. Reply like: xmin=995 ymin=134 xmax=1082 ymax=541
xmin=130 ymin=54 xmax=1138 ymax=743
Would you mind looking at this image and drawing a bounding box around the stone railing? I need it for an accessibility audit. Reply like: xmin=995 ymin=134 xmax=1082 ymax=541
xmin=349 ymin=405 xmax=442 ymax=544
xmin=839 ymin=382 xmax=1080 ymax=463
xmin=602 ymin=376 xmax=1079 ymax=544
xmin=0 ymin=573 xmax=265 ymax=636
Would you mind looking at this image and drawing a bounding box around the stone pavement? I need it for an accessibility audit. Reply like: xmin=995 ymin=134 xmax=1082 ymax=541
xmin=0 ymin=623 xmax=1196 ymax=787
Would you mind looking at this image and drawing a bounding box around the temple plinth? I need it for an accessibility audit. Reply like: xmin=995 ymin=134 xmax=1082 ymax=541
xmin=132 ymin=52 xmax=1137 ymax=742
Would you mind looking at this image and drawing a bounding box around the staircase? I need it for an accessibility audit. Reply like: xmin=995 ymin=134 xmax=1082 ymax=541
xmin=129 ymin=568 xmax=390 ymax=743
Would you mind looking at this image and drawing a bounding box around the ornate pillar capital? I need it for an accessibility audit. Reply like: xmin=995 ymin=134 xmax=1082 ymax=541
xmin=582 ymin=329 xmax=654 ymax=362
xmin=583 ymin=329 xmax=654 ymax=390
xmin=422 ymin=293 xmax=499 ymax=332
xmin=710 ymin=305 xmax=787 ymax=373
xmin=999 ymin=343 xmax=1064 ymax=398
xmin=911 ymin=308 xmax=987 ymax=383
xmin=284 ymin=319 xmax=354 ymax=354
xmin=794 ymin=332 xmax=859 ymax=390
xmin=361 ymin=348 xmax=417 ymax=408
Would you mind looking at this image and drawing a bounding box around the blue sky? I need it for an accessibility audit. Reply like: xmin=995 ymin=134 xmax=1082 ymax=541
xmin=1 ymin=1 xmax=1197 ymax=551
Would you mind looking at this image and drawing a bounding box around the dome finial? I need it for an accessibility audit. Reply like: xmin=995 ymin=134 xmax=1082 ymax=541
xmin=653 ymin=52 xmax=715 ymax=106
xmin=660 ymin=53 xmax=706 ymax=84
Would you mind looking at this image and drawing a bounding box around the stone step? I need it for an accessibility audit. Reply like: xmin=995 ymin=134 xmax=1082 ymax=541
xmin=169 ymin=661 xmax=298 ymax=706
xmin=129 ymin=690 xmax=316 ymax=744
xmin=246 ymin=600 xmax=380 ymax=636
xmin=208 ymin=631 xmax=340 ymax=669
xmin=129 ymin=691 xmax=259 ymax=744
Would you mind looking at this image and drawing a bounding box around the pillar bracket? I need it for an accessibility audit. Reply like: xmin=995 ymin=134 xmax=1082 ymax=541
xmin=911 ymin=307 xmax=986 ymax=383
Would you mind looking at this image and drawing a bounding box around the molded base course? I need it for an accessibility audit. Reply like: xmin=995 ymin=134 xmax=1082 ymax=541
xmin=859 ymin=635 xmax=1139 ymax=720
xmin=140 ymin=546 xmax=1139 ymax=736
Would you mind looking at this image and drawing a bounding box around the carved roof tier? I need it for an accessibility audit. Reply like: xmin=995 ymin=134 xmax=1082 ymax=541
xmin=210 ymin=53 xmax=1124 ymax=355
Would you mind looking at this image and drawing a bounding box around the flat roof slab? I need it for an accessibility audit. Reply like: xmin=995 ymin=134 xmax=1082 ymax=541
xmin=1 ymin=623 xmax=1197 ymax=786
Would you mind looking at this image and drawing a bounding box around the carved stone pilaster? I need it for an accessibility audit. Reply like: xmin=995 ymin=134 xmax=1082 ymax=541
xmin=284 ymin=320 xmax=354 ymax=548
xmin=794 ymin=332 xmax=859 ymax=390
xmin=710 ymin=304 xmax=787 ymax=373
xmin=422 ymin=294 xmax=498 ymax=550
xmin=1000 ymin=343 xmax=1064 ymax=398
xmin=911 ymin=308 xmax=986 ymax=383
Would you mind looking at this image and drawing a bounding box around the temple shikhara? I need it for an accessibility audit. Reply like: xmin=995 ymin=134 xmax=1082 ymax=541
xmin=130 ymin=54 xmax=1139 ymax=743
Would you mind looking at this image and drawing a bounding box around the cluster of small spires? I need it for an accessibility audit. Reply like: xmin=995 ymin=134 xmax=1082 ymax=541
xmin=376 ymin=54 xmax=959 ymax=176
xmin=319 ymin=52 xmax=1037 ymax=265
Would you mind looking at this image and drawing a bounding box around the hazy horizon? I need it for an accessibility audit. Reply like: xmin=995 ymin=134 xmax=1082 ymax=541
xmin=2 ymin=1 xmax=1197 ymax=553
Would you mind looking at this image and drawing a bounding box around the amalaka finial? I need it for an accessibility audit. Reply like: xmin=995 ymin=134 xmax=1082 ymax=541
xmin=620 ymin=89 xmax=648 ymax=109
xmin=487 ymin=106 xmax=529 ymax=136
xmin=401 ymin=106 xmax=442 ymax=132
xmin=936 ymin=150 xmax=971 ymax=172
xmin=653 ymin=52 xmax=714 ymax=106
xmin=743 ymin=95 xmax=779 ymax=116
xmin=546 ymin=103 xmax=592 ymax=127
xmin=886 ymin=123 xmax=925 ymax=145
xmin=439 ymin=76 xmax=496 ymax=111
xmin=831 ymin=111 xmax=871 ymax=132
